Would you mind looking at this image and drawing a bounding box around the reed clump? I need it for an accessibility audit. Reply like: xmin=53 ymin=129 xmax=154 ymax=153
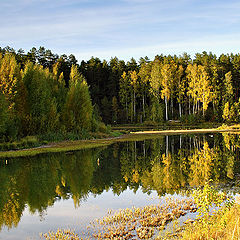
xmin=89 ymin=197 xmax=196 ymax=239
xmin=159 ymin=182 xmax=237 ymax=240
xmin=41 ymin=183 xmax=238 ymax=240
xmin=173 ymin=203 xmax=240 ymax=240
xmin=40 ymin=229 xmax=89 ymax=240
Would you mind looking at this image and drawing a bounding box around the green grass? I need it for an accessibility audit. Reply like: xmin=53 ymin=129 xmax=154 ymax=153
xmin=0 ymin=133 xmax=161 ymax=158
xmin=169 ymin=203 xmax=240 ymax=240
xmin=0 ymin=140 xmax=112 ymax=158
xmin=0 ymin=130 xmax=123 ymax=158
xmin=112 ymin=121 xmax=222 ymax=131
xmin=0 ymin=136 xmax=41 ymax=151
xmin=158 ymin=181 xmax=238 ymax=240
xmin=218 ymin=123 xmax=240 ymax=130
xmin=1 ymin=126 xmax=240 ymax=158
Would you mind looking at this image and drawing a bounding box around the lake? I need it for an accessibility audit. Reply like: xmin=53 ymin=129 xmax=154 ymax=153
xmin=0 ymin=133 xmax=240 ymax=239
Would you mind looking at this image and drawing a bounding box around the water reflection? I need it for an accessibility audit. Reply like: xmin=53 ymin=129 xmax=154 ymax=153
xmin=0 ymin=133 xmax=239 ymax=231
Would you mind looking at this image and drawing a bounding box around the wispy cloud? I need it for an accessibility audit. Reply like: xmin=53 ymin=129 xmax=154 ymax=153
xmin=0 ymin=0 xmax=239 ymax=60
xmin=73 ymin=33 xmax=240 ymax=61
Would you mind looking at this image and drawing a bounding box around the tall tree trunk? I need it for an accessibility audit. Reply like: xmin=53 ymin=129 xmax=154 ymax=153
xmin=189 ymin=98 xmax=191 ymax=115
xmin=171 ymin=97 xmax=173 ymax=119
xmin=203 ymin=92 xmax=205 ymax=117
xmin=125 ymin=98 xmax=128 ymax=122
xmin=133 ymin=90 xmax=136 ymax=122
xmin=165 ymin=95 xmax=168 ymax=121
xmin=143 ymin=94 xmax=145 ymax=119
xmin=179 ymin=102 xmax=182 ymax=119
xmin=193 ymin=98 xmax=195 ymax=115
xmin=131 ymin=94 xmax=133 ymax=123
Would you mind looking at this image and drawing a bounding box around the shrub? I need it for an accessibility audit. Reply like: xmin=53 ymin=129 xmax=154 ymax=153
xmin=180 ymin=114 xmax=202 ymax=124
xmin=192 ymin=181 xmax=233 ymax=223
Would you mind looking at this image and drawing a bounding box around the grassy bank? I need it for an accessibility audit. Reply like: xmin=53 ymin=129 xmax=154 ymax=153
xmin=130 ymin=128 xmax=240 ymax=135
xmin=0 ymin=138 xmax=114 ymax=158
xmin=0 ymin=136 xmax=43 ymax=151
xmin=1 ymin=125 xmax=240 ymax=158
xmin=112 ymin=121 xmax=222 ymax=131
xmin=172 ymin=203 xmax=240 ymax=240
xmin=158 ymin=182 xmax=239 ymax=239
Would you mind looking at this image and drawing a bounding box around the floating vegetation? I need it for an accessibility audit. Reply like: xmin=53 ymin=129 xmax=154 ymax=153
xmin=41 ymin=189 xmax=235 ymax=240
xmin=40 ymin=229 xmax=87 ymax=240
xmin=87 ymin=197 xmax=197 ymax=239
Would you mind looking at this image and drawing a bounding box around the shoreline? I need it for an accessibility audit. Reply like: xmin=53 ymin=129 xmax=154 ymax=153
xmin=1 ymin=127 xmax=239 ymax=158
xmin=130 ymin=128 xmax=240 ymax=134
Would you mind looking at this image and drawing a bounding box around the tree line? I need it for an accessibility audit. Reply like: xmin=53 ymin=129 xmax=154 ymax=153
xmin=1 ymin=46 xmax=240 ymax=140
xmin=81 ymin=51 xmax=240 ymax=124
xmin=0 ymin=47 xmax=96 ymax=141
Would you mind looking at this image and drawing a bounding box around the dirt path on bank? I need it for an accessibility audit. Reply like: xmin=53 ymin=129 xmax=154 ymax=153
xmin=130 ymin=128 xmax=240 ymax=135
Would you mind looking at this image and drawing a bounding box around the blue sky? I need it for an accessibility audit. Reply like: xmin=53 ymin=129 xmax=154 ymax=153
xmin=1 ymin=0 xmax=240 ymax=61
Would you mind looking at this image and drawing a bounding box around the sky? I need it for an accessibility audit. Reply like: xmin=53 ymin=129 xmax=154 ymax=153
xmin=0 ymin=0 xmax=240 ymax=62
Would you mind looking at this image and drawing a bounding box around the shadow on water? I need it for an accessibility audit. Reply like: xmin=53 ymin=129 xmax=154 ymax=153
xmin=0 ymin=133 xmax=240 ymax=236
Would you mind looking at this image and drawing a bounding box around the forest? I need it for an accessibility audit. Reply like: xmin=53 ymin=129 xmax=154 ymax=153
xmin=0 ymin=46 xmax=240 ymax=141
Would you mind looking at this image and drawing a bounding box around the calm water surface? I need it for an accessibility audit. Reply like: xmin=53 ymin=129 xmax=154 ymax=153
xmin=0 ymin=133 xmax=240 ymax=239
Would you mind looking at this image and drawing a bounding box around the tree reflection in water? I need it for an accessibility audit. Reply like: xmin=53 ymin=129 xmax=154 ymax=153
xmin=0 ymin=133 xmax=239 ymax=230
